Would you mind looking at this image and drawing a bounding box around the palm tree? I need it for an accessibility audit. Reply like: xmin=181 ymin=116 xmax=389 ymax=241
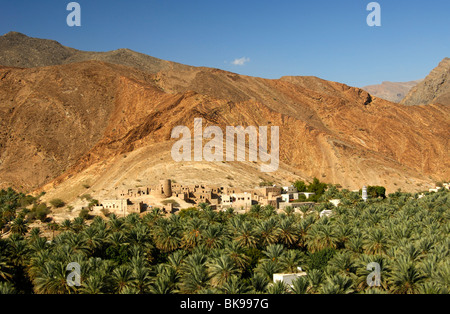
xmin=334 ymin=223 xmax=353 ymax=249
xmin=388 ymin=256 xmax=425 ymax=294
xmin=306 ymin=223 xmax=337 ymax=252
xmin=363 ymin=228 xmax=388 ymax=255
xmin=153 ymin=223 xmax=181 ymax=253
xmin=0 ymin=254 xmax=12 ymax=281
xmin=33 ymin=261 xmax=74 ymax=294
xmin=261 ymin=244 xmax=285 ymax=263
xmin=181 ymin=218 xmax=206 ymax=249
xmin=166 ymin=250 xmax=185 ymax=272
xmin=0 ymin=281 xmax=16 ymax=294
xmin=347 ymin=234 xmax=364 ymax=254
xmin=65 ymin=232 xmax=90 ymax=256
xmin=219 ymin=276 xmax=250 ymax=294
xmin=71 ymin=217 xmax=86 ymax=233
xmin=143 ymin=208 xmax=164 ymax=226
xmin=306 ymin=269 xmax=323 ymax=294
xmin=267 ymin=281 xmax=289 ymax=294
xmin=277 ymin=217 xmax=298 ymax=247
xmin=430 ymin=260 xmax=450 ymax=292
xmin=223 ymin=242 xmax=250 ymax=272
xmin=232 ymin=221 xmax=258 ymax=249
xmin=202 ymin=224 xmax=226 ymax=249
xmin=107 ymin=215 xmax=124 ymax=232
xmin=290 ymin=276 xmax=309 ymax=294
xmin=28 ymin=227 xmax=42 ymax=240
xmin=254 ymin=260 xmax=281 ymax=282
xmin=201 ymin=209 xmax=220 ymax=224
xmin=327 ymin=251 xmax=356 ymax=276
xmin=150 ymin=274 xmax=175 ymax=294
xmin=124 ymin=213 xmax=141 ymax=227
xmin=207 ymin=254 xmax=240 ymax=286
xmin=320 ymin=274 xmax=354 ymax=294
xmin=79 ymin=274 xmax=105 ymax=294
xmin=111 ymin=265 xmax=134 ymax=294
xmin=417 ymin=282 xmax=447 ymax=294
xmin=255 ymin=218 xmax=279 ymax=247
xmin=28 ymin=236 xmax=50 ymax=254
xmin=10 ymin=217 xmax=28 ymax=235
xmin=279 ymin=250 xmax=303 ymax=273
xmin=59 ymin=219 xmax=72 ymax=232
xmin=282 ymin=206 xmax=295 ymax=216
xmin=126 ymin=224 xmax=152 ymax=249
xmin=251 ymin=273 xmax=269 ymax=293
xmin=81 ymin=226 xmax=105 ymax=254
xmin=179 ymin=264 xmax=210 ymax=294
xmin=131 ymin=264 xmax=152 ymax=294
xmin=6 ymin=234 xmax=30 ymax=268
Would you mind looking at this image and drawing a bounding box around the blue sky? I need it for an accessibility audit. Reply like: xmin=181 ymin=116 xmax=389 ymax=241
xmin=0 ymin=0 xmax=449 ymax=87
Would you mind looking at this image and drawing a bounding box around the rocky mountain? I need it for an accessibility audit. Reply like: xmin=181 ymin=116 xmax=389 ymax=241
xmin=0 ymin=32 xmax=448 ymax=199
xmin=362 ymin=80 xmax=422 ymax=103
xmin=401 ymin=58 xmax=450 ymax=106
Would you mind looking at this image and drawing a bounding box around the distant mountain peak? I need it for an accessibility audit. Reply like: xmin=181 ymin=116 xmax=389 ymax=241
xmin=401 ymin=58 xmax=450 ymax=106
xmin=362 ymin=80 xmax=422 ymax=103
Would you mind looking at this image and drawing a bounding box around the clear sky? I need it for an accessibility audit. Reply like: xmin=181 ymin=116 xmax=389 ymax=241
xmin=0 ymin=0 xmax=449 ymax=87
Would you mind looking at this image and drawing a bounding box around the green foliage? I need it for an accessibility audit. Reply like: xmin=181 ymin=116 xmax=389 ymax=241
xmin=293 ymin=180 xmax=308 ymax=193
xmin=293 ymin=178 xmax=328 ymax=202
xmin=259 ymin=181 xmax=274 ymax=187
xmin=366 ymin=186 xmax=387 ymax=199
xmin=307 ymin=248 xmax=336 ymax=271
xmin=179 ymin=207 xmax=200 ymax=219
xmin=80 ymin=194 xmax=92 ymax=201
xmin=0 ymin=186 xmax=448 ymax=295
xmin=161 ymin=199 xmax=180 ymax=207
xmin=307 ymin=178 xmax=328 ymax=198
xmin=49 ymin=198 xmax=65 ymax=208
xmin=79 ymin=208 xmax=92 ymax=220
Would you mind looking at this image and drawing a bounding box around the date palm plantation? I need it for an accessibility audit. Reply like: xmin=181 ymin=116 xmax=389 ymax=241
xmin=0 ymin=186 xmax=449 ymax=294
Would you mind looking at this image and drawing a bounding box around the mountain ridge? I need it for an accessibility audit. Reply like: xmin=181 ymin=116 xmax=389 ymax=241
xmin=0 ymin=32 xmax=448 ymax=198
xmin=0 ymin=31 xmax=194 ymax=73
xmin=401 ymin=58 xmax=450 ymax=106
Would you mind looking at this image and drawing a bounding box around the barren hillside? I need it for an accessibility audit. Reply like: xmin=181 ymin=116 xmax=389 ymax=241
xmin=401 ymin=58 xmax=450 ymax=106
xmin=0 ymin=32 xmax=448 ymax=203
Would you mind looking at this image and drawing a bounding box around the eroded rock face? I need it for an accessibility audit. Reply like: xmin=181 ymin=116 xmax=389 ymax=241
xmin=401 ymin=58 xmax=450 ymax=106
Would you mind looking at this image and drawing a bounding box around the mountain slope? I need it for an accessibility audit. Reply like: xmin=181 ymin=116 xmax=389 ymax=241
xmin=0 ymin=31 xmax=192 ymax=73
xmin=0 ymin=32 xmax=448 ymax=197
xmin=362 ymin=80 xmax=422 ymax=103
xmin=401 ymin=58 xmax=450 ymax=106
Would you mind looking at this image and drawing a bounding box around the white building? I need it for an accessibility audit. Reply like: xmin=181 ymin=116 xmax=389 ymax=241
xmin=329 ymin=199 xmax=341 ymax=207
xmin=273 ymin=272 xmax=307 ymax=286
xmin=283 ymin=186 xmax=298 ymax=194
xmin=362 ymin=186 xmax=368 ymax=202
xmin=281 ymin=193 xmax=299 ymax=203
xmin=320 ymin=210 xmax=333 ymax=218
xmin=300 ymin=192 xmax=315 ymax=199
